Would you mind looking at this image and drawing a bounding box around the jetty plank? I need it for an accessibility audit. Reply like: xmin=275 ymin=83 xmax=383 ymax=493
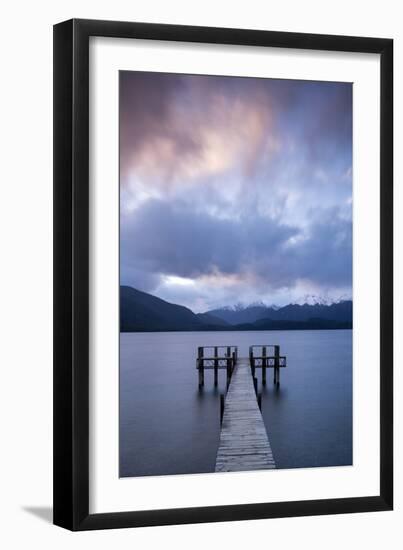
xmin=215 ymin=358 xmax=276 ymax=472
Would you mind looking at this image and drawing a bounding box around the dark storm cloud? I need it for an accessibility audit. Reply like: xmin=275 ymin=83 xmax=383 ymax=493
xmin=280 ymin=82 xmax=353 ymax=182
xmin=264 ymin=211 xmax=352 ymax=288
xmin=119 ymin=72 xmax=352 ymax=309
xmin=120 ymin=73 xmax=352 ymax=182
xmin=121 ymin=199 xmax=297 ymax=279
xmin=121 ymin=199 xmax=351 ymax=291
xmin=120 ymin=72 xmax=185 ymax=175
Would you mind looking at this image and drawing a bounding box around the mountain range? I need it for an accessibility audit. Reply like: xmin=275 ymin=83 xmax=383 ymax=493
xmin=120 ymin=286 xmax=352 ymax=332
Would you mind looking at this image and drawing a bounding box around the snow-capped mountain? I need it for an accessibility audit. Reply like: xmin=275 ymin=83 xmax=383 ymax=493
xmin=206 ymin=299 xmax=352 ymax=325
xmin=292 ymin=294 xmax=350 ymax=306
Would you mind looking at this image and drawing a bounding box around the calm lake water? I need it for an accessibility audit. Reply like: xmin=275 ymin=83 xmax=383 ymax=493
xmin=120 ymin=330 xmax=352 ymax=477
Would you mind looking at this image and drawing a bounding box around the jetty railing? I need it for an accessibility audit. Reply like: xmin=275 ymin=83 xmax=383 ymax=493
xmin=196 ymin=346 xmax=238 ymax=388
xmin=249 ymin=345 xmax=287 ymax=385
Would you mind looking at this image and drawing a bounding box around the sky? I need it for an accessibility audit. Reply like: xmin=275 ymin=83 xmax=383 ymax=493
xmin=120 ymin=71 xmax=352 ymax=313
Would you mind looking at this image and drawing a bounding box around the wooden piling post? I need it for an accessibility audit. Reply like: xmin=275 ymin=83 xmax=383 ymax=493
xmin=214 ymin=346 xmax=218 ymax=386
xmin=220 ymin=394 xmax=224 ymax=424
xmin=250 ymin=347 xmax=255 ymax=376
xmin=253 ymin=376 xmax=258 ymax=396
xmin=198 ymin=347 xmax=204 ymax=388
xmin=258 ymin=393 xmax=262 ymax=411
xmin=226 ymin=359 xmax=232 ymax=389
xmin=274 ymin=345 xmax=280 ymax=386
xmin=262 ymin=346 xmax=267 ymax=385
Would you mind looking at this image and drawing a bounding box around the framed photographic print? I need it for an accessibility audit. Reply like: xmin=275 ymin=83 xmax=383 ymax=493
xmin=53 ymin=19 xmax=393 ymax=530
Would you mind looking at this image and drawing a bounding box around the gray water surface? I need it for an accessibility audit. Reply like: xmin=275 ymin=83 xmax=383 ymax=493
xmin=120 ymin=330 xmax=352 ymax=477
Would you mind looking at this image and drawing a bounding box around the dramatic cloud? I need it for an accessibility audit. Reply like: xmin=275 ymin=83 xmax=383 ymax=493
xmin=120 ymin=72 xmax=352 ymax=311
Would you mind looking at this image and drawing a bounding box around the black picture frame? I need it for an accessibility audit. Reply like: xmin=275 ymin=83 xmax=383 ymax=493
xmin=53 ymin=18 xmax=393 ymax=531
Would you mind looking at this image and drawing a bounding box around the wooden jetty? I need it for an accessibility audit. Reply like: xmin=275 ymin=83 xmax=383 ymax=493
xmin=196 ymin=346 xmax=238 ymax=388
xmin=249 ymin=345 xmax=287 ymax=385
xmin=196 ymin=344 xmax=287 ymax=472
xmin=215 ymin=358 xmax=276 ymax=472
